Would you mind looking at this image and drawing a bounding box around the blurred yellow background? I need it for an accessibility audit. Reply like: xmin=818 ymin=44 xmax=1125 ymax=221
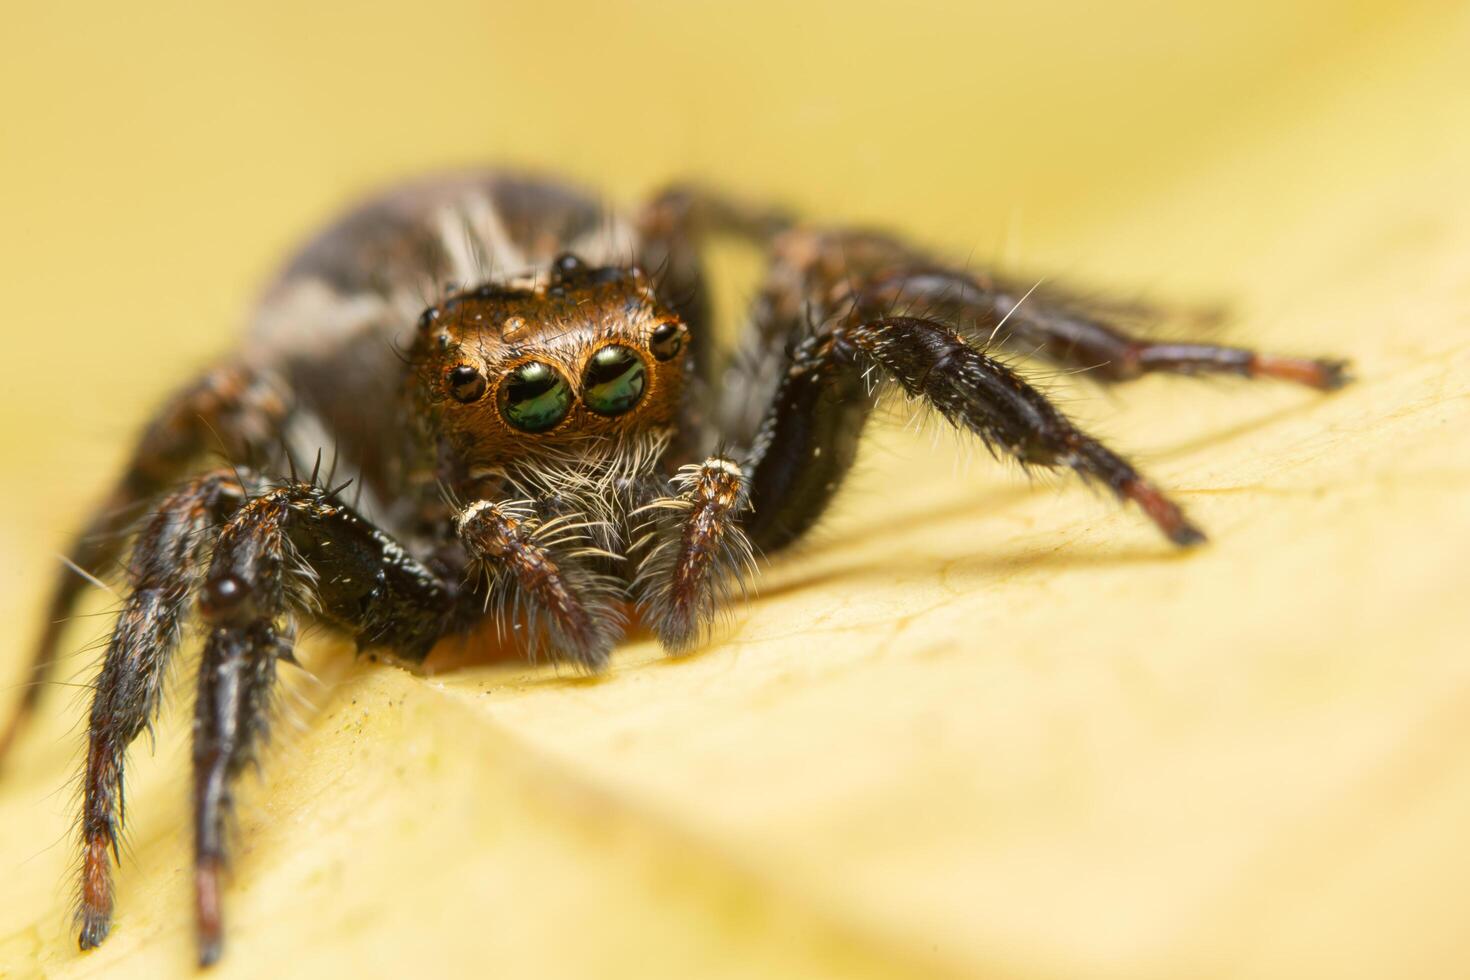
xmin=2 ymin=1 xmax=1468 ymax=977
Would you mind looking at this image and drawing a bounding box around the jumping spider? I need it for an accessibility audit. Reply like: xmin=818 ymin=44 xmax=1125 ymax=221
xmin=0 ymin=171 xmax=1348 ymax=966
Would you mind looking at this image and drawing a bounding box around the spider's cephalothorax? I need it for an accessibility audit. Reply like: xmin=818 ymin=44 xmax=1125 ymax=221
xmin=0 ymin=171 xmax=1349 ymax=966
xmin=412 ymin=256 xmax=690 ymax=465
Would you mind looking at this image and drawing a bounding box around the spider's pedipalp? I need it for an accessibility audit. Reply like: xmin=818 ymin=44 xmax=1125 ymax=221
xmin=634 ymin=456 xmax=753 ymax=653
xmin=456 ymin=499 xmax=625 ymax=669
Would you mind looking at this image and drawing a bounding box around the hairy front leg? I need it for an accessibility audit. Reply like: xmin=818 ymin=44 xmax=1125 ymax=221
xmin=76 ymin=470 xmax=250 ymax=951
xmin=2 ymin=365 xmax=288 ymax=766
xmin=741 ymin=316 xmax=1204 ymax=553
xmin=188 ymin=480 xmax=452 ymax=965
xmin=848 ymin=316 xmax=1206 ymax=544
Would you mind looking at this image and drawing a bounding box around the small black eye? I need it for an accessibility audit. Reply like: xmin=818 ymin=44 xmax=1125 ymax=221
xmin=582 ymin=346 xmax=647 ymax=416
xmin=447 ymin=365 xmax=487 ymax=403
xmin=649 ymin=322 xmax=684 ymax=361
xmin=499 ymin=361 xmax=572 ymax=432
xmin=551 ymin=253 xmax=585 ymax=282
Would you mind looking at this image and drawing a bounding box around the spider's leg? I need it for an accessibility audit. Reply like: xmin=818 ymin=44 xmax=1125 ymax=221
xmin=851 ymin=315 xmax=1206 ymax=544
xmin=191 ymin=606 xmax=283 ymax=969
xmin=636 ymin=185 xmax=794 ymax=415
xmin=632 ymin=456 xmax=753 ymax=652
xmin=743 ymin=316 xmax=1205 ymax=551
xmin=191 ymin=481 xmax=452 ymax=966
xmin=740 ymin=326 xmax=875 ymax=553
xmin=853 ymin=267 xmax=1350 ymax=390
xmin=2 ymin=365 xmax=288 ymax=766
xmin=455 ymin=499 xmax=625 ymax=670
xmin=190 ymin=494 xmax=291 ymax=968
xmin=76 ymin=469 xmax=250 ymax=952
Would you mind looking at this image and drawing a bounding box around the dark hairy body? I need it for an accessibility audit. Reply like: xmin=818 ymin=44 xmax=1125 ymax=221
xmin=0 ymin=170 xmax=1348 ymax=966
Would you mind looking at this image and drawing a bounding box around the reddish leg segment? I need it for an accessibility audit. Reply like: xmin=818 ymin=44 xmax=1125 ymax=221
xmin=849 ymin=266 xmax=1350 ymax=390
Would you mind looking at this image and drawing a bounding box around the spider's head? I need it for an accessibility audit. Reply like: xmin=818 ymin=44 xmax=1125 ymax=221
xmin=411 ymin=254 xmax=691 ymax=468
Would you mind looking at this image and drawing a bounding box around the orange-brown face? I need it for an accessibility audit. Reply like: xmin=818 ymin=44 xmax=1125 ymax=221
xmin=413 ymin=262 xmax=690 ymax=471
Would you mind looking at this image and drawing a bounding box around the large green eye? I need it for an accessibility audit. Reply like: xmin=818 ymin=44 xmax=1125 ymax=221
xmin=582 ymin=346 xmax=646 ymax=416
xmin=498 ymin=361 xmax=572 ymax=432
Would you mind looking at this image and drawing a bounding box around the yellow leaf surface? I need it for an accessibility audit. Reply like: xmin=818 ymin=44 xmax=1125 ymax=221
xmin=1 ymin=3 xmax=1467 ymax=978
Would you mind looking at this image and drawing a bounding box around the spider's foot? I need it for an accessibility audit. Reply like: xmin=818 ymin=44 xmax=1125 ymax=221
xmin=1122 ymin=478 xmax=1208 ymax=548
xmin=196 ymin=859 xmax=224 ymax=967
xmin=77 ymin=915 xmax=110 ymax=952
xmin=77 ymin=835 xmax=113 ymax=951
xmin=1252 ymin=355 xmax=1353 ymax=391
